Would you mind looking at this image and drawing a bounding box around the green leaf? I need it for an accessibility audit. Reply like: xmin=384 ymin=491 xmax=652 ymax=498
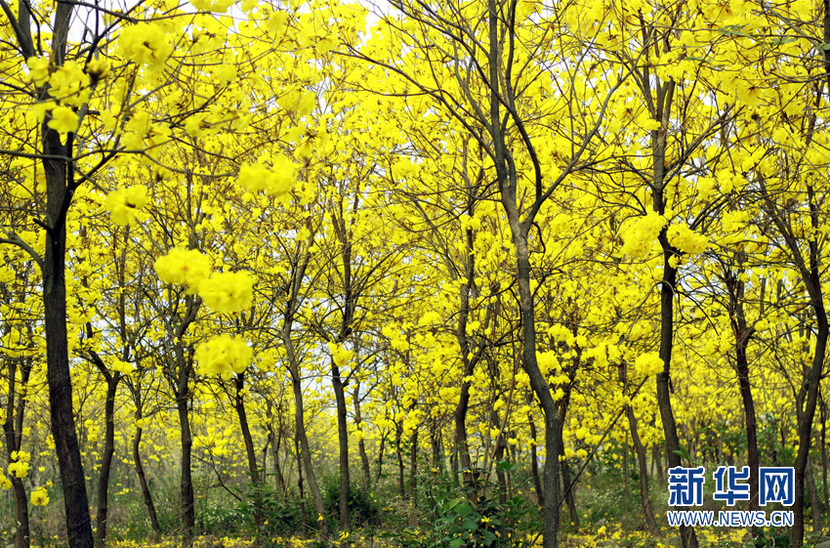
xmin=673 ymin=446 xmax=697 ymax=465
xmin=462 ymin=518 xmax=477 ymax=531
xmin=449 ymin=539 xmax=465 ymax=548
xmin=455 ymin=502 xmax=473 ymax=518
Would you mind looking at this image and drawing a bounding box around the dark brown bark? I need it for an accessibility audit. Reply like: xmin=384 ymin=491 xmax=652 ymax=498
xmin=234 ymin=373 xmax=263 ymax=530
xmin=396 ymin=421 xmax=405 ymax=499
xmin=176 ymin=387 xmax=195 ymax=545
xmin=626 ymin=406 xmax=658 ymax=534
xmin=282 ymin=253 xmax=328 ymax=537
xmin=4 ymin=358 xmax=32 ymax=548
xmin=656 ymin=257 xmax=698 ymax=548
xmin=757 ymin=175 xmax=829 ymax=547
xmin=822 ymin=399 xmax=829 ymax=512
xmin=375 ymin=431 xmax=386 ymax=485
xmin=94 ymin=374 xmax=119 ymax=548
xmin=724 ymin=267 xmax=761 ymax=537
xmin=353 ymin=385 xmax=372 ymax=490
xmin=529 ymin=414 xmax=544 ymax=506
xmin=43 ymin=126 xmax=95 ymax=548
xmin=132 ymin=413 xmax=161 ymax=540
xmin=288 ymin=358 xmax=328 ymax=538
xmin=331 ymin=362 xmax=350 ymax=530
xmin=808 ymin=458 xmax=823 ymax=533
xmin=410 ymin=428 xmax=418 ymax=508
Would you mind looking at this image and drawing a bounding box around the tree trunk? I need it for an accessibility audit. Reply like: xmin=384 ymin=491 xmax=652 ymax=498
xmin=376 ymin=431 xmax=386 ymax=485
xmin=331 ymin=361 xmax=350 ymax=530
xmin=95 ymin=375 xmax=119 ymax=547
xmin=43 ymin=125 xmax=95 ymax=548
xmin=808 ymin=458 xmax=823 ymax=533
xmin=735 ymin=323 xmax=761 ymax=535
xmin=656 ymin=259 xmax=698 ymax=548
xmin=176 ymin=389 xmax=195 ymax=546
xmin=234 ymin=373 xmax=263 ymax=531
xmin=353 ymin=385 xmax=372 ymax=490
xmin=626 ymin=406 xmax=658 ymax=534
xmin=410 ymin=428 xmax=418 ymax=509
xmin=133 ymin=414 xmax=161 ymax=541
xmin=396 ymin=422 xmax=405 ymax=499
xmin=3 ymin=358 xmax=31 ymax=548
xmin=295 ymin=435 xmax=307 ymax=528
xmin=822 ymin=399 xmax=829 ymax=513
xmin=530 ymin=414 xmax=544 ymax=506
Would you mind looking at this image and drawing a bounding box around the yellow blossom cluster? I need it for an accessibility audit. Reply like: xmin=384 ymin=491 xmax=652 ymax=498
xmin=119 ymin=23 xmax=172 ymax=70
xmin=619 ymin=211 xmax=667 ymax=258
xmin=195 ymin=334 xmax=253 ymax=378
xmin=7 ymin=450 xmax=30 ymax=479
xmin=154 ymin=249 xmax=255 ymax=313
xmin=198 ymin=271 xmax=255 ymax=313
xmin=237 ymin=155 xmax=296 ymax=197
xmin=154 ymin=248 xmax=213 ymax=292
xmin=667 ymin=223 xmax=709 ymax=255
xmin=634 ymin=352 xmax=664 ymax=376
xmin=102 ymin=185 xmax=149 ymax=226
xmin=328 ymin=342 xmax=354 ymax=367
xmin=30 ymin=486 xmax=49 ymax=506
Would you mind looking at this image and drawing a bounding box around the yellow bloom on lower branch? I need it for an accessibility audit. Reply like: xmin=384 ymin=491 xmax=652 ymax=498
xmin=30 ymin=486 xmax=49 ymax=506
xmin=634 ymin=352 xmax=664 ymax=376
xmin=154 ymin=248 xmax=213 ymax=291
xmin=102 ymin=185 xmax=149 ymax=226
xmin=195 ymin=334 xmax=252 ymax=378
xmin=7 ymin=460 xmax=29 ymax=479
xmin=198 ymin=271 xmax=254 ymax=314
xmin=47 ymin=106 xmax=79 ymax=134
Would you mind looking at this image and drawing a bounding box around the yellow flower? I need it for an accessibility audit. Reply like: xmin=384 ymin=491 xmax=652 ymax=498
xmin=154 ymin=248 xmax=213 ymax=291
xmin=619 ymin=211 xmax=667 ymax=258
xmin=7 ymin=460 xmax=29 ymax=479
xmin=30 ymin=486 xmax=49 ymax=506
xmin=26 ymin=57 xmax=50 ymax=85
xmin=198 ymin=271 xmax=255 ymax=314
xmin=195 ymin=334 xmax=252 ymax=378
xmin=237 ymin=155 xmax=296 ymax=197
xmin=667 ymin=223 xmax=709 ymax=255
xmin=119 ymin=23 xmax=172 ymax=69
xmin=47 ymin=106 xmax=79 ymax=134
xmin=634 ymin=352 xmax=664 ymax=376
xmin=102 ymin=185 xmax=149 ymax=226
xmin=85 ymin=57 xmax=110 ymax=81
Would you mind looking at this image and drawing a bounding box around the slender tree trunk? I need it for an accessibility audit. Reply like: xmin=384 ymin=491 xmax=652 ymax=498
xmin=410 ymin=429 xmax=418 ymax=509
xmin=3 ymin=358 xmax=31 ymax=548
xmin=396 ymin=422 xmax=405 ymax=499
xmin=289 ymin=368 xmax=328 ymax=538
xmin=808 ymin=458 xmax=823 ymax=533
xmin=656 ymin=257 xmax=698 ymax=548
xmin=295 ymin=436 xmax=307 ymax=528
xmin=822 ymin=399 xmax=829 ymax=513
xmin=234 ymin=373 xmax=263 ymax=531
xmin=735 ymin=327 xmax=761 ymax=534
xmin=376 ymin=431 xmax=386 ymax=485
xmin=43 ymin=127 xmax=95 ymax=548
xmin=353 ymin=385 xmax=372 ymax=490
xmin=331 ymin=362 xmax=350 ymax=530
xmin=653 ymin=443 xmax=664 ymax=484
xmin=176 ymin=390 xmax=195 ymax=546
xmin=95 ymin=375 xmax=119 ymax=548
xmin=530 ymin=415 xmax=544 ymax=506
xmin=133 ymin=415 xmax=161 ymax=541
xmin=626 ymin=406 xmax=658 ymax=533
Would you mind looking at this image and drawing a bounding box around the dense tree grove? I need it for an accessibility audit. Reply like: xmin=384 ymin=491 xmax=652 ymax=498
xmin=2 ymin=0 xmax=830 ymax=547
